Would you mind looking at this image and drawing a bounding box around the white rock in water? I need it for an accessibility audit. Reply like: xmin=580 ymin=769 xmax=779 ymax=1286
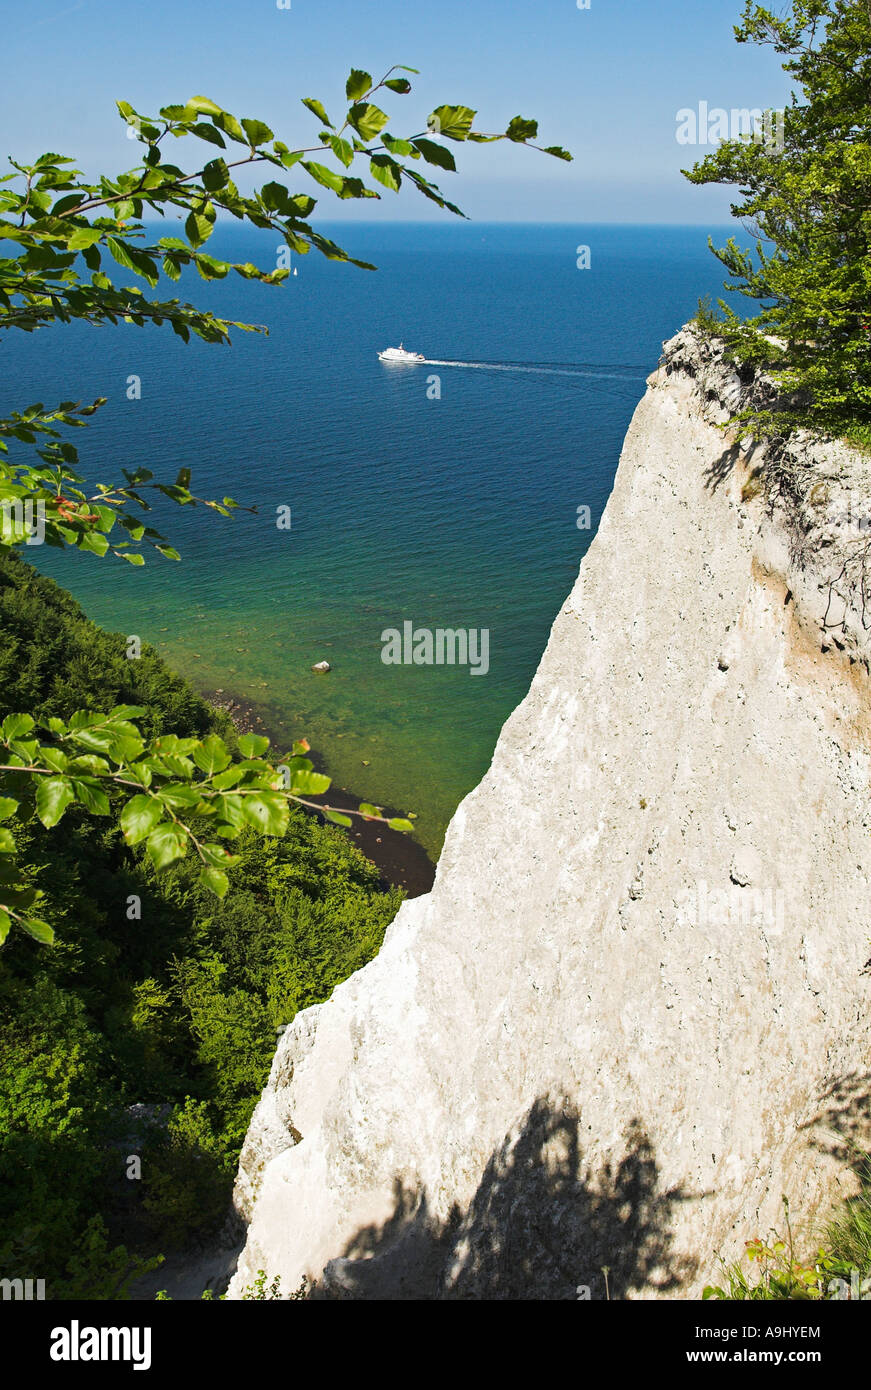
xmin=228 ymin=326 xmax=871 ymax=1301
xmin=311 ymin=661 xmax=331 ymax=673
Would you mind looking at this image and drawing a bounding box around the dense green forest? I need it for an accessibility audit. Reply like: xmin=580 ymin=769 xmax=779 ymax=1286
xmin=0 ymin=549 xmax=402 ymax=1297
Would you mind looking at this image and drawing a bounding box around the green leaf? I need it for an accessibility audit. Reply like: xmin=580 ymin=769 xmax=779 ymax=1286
xmin=191 ymin=122 xmax=226 ymax=148
xmin=0 ymin=828 xmax=15 ymax=854
xmin=388 ymin=817 xmax=414 ymax=833
xmin=110 ymin=703 xmax=148 ymax=720
xmin=301 ymin=161 xmax=345 ymax=194
xmin=159 ymin=102 xmax=195 ymax=120
xmin=72 ymin=725 xmax=144 ymax=763
xmin=153 ymin=734 xmax=201 ymax=757
xmin=187 ymin=95 xmax=223 ymax=116
xmin=543 ymin=145 xmax=572 ymax=161
xmin=259 ymin=180 xmax=291 ymax=212
xmin=345 ymin=69 xmax=372 ymax=102
xmin=302 ymin=98 xmax=334 ymax=128
xmin=79 ymin=531 xmax=110 ymax=557
xmin=347 ymin=103 xmax=389 ymax=143
xmin=71 ymin=779 xmax=111 ymax=815
xmin=194 ymin=253 xmax=229 ymax=281
xmin=382 ymin=134 xmax=416 ymax=157
xmin=21 ymin=918 xmax=54 ymax=945
xmin=154 ymin=753 xmax=194 ymax=779
xmin=193 ymin=734 xmax=231 ymax=775
xmin=185 ymin=208 xmax=215 ymax=248
xmin=241 ymin=117 xmax=274 ymax=146
xmin=91 ymin=505 xmax=116 ymax=532
xmin=411 ymin=138 xmax=456 ymax=171
xmin=199 ymin=865 xmax=229 ymax=898
xmin=291 ymin=770 xmax=330 ymax=796
xmin=202 ymin=157 xmax=229 ymax=191
xmin=158 ymin=783 xmax=203 ymax=809
xmin=69 ymin=711 xmax=107 ymax=731
xmin=287 ymin=755 xmax=313 ymax=774
xmin=506 ymin=116 xmax=539 ymax=142
xmin=237 ymin=733 xmax=270 ymax=759
xmin=238 ymin=791 xmax=289 ymax=837
xmin=67 ymin=226 xmax=104 ymax=250
xmin=0 ymin=798 xmax=18 ymax=822
xmin=369 ymin=156 xmax=402 ymax=191
xmin=120 ymin=794 xmax=164 ymax=845
xmin=428 ymin=105 xmax=476 ymax=140
xmin=233 ymin=795 xmax=287 ymax=834
xmin=211 ymin=110 xmax=247 ymax=144
xmin=7 ymin=731 xmax=38 ymax=760
xmin=0 ymin=910 xmax=9 ymax=946
xmin=328 ymin=135 xmax=354 ymax=168
xmin=105 ymin=237 xmax=160 ymax=286
xmin=200 ymin=841 xmax=240 ymax=869
xmin=334 ymin=176 xmax=378 ymax=202
xmin=36 ymin=776 xmax=75 ymax=829
xmin=2 ymin=714 xmax=34 ymax=741
xmin=384 ymin=78 xmax=412 ymax=94
xmin=67 ymin=755 xmax=111 ymax=778
xmin=287 ymin=194 xmax=316 ymax=217
xmin=145 ymin=821 xmax=189 ymax=869
xmin=405 ymin=168 xmax=466 ymax=217
xmin=324 ymin=810 xmax=352 ymax=828
xmin=210 ymin=766 xmax=244 ymax=791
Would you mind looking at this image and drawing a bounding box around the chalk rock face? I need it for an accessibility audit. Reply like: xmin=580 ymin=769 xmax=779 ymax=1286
xmin=228 ymin=328 xmax=871 ymax=1300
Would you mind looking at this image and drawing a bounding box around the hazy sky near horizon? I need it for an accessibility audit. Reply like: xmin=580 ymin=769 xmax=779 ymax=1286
xmin=2 ymin=0 xmax=794 ymax=223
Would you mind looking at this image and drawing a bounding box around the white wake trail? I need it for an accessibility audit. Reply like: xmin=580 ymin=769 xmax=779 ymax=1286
xmin=424 ymin=360 xmax=646 ymax=382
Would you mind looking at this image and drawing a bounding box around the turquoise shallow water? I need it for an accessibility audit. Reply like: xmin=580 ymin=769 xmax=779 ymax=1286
xmin=5 ymin=222 xmax=733 ymax=857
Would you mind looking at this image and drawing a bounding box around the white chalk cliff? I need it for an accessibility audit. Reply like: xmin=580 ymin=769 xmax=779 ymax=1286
xmin=228 ymin=327 xmax=871 ymax=1299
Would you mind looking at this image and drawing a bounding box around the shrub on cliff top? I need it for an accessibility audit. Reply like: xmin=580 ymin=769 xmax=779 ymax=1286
xmin=685 ymin=1 xmax=871 ymax=445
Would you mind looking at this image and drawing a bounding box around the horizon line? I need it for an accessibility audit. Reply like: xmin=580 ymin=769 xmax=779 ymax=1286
xmin=137 ymin=216 xmax=741 ymax=229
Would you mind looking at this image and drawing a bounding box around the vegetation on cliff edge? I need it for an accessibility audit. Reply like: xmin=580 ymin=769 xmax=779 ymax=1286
xmin=686 ymin=0 xmax=871 ymax=446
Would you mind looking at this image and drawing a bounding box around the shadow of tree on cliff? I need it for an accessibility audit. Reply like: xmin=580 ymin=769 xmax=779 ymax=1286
xmin=704 ymin=440 xmax=748 ymax=492
xmin=311 ymin=1097 xmax=696 ymax=1300
xmin=798 ymin=1072 xmax=871 ymax=1254
xmin=802 ymin=1072 xmax=871 ymax=1174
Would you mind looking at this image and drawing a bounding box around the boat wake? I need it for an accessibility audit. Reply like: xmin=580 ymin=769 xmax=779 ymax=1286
xmin=423 ymin=358 xmax=648 ymax=383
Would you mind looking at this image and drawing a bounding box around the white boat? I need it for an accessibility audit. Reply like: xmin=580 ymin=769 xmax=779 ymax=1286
xmin=378 ymin=342 xmax=426 ymax=364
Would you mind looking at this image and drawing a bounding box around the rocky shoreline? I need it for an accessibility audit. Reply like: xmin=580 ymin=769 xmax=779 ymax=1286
xmin=202 ymin=688 xmax=436 ymax=899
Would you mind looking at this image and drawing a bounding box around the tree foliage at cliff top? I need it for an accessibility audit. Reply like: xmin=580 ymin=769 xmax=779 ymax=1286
xmin=0 ymin=69 xmax=570 ymax=946
xmin=684 ymin=0 xmax=871 ymax=443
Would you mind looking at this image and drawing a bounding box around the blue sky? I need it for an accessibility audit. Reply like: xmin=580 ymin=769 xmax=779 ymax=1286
xmin=2 ymin=0 xmax=794 ymax=222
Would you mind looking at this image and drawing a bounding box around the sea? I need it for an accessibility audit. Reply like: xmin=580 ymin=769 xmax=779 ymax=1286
xmin=4 ymin=221 xmax=736 ymax=861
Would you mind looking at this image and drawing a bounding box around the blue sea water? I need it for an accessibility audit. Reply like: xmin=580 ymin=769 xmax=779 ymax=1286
xmin=4 ymin=221 xmax=735 ymax=857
